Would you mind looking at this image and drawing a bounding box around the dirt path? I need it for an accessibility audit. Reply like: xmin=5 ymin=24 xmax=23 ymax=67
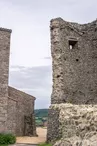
xmin=16 ymin=127 xmax=47 ymax=144
xmin=9 ymin=144 xmax=37 ymax=146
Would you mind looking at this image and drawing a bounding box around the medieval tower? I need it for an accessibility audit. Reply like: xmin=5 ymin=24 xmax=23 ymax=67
xmin=47 ymin=18 xmax=97 ymax=143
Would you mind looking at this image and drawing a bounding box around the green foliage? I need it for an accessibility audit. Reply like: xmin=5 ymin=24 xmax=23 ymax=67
xmin=0 ymin=133 xmax=16 ymax=144
xmin=38 ymin=143 xmax=52 ymax=146
xmin=36 ymin=119 xmax=43 ymax=126
xmin=35 ymin=109 xmax=48 ymax=118
xmin=35 ymin=109 xmax=48 ymax=127
xmin=0 ymin=145 xmax=8 ymax=146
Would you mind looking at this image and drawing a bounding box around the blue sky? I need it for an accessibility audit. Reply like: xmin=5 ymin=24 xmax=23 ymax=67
xmin=0 ymin=0 xmax=97 ymax=108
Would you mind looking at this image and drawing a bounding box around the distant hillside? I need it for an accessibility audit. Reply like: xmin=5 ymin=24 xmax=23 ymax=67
xmin=35 ymin=109 xmax=48 ymax=118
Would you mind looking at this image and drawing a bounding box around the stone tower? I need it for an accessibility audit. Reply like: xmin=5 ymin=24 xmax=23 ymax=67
xmin=0 ymin=28 xmax=12 ymax=133
xmin=47 ymin=18 xmax=97 ymax=143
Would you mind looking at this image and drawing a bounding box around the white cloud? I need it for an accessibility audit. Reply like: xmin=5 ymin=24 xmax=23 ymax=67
xmin=9 ymin=65 xmax=52 ymax=109
xmin=0 ymin=0 xmax=97 ymax=67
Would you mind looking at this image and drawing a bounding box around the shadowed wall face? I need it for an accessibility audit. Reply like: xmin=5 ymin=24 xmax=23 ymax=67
xmin=8 ymin=87 xmax=36 ymax=136
xmin=0 ymin=29 xmax=11 ymax=133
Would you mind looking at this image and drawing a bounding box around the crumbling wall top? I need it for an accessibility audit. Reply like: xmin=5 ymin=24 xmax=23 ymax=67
xmin=0 ymin=27 xmax=12 ymax=33
xmin=50 ymin=17 xmax=97 ymax=32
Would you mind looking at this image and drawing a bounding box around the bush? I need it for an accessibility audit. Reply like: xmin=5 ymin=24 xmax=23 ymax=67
xmin=0 ymin=133 xmax=16 ymax=144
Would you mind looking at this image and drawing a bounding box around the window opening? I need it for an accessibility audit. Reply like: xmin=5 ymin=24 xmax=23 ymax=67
xmin=69 ymin=39 xmax=78 ymax=50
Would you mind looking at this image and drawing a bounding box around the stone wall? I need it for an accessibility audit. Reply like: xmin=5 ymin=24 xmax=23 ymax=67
xmin=0 ymin=28 xmax=12 ymax=133
xmin=47 ymin=107 xmax=61 ymax=143
xmin=54 ymin=104 xmax=97 ymax=146
xmin=0 ymin=27 xmax=36 ymax=136
xmin=8 ymin=86 xmax=36 ymax=136
xmin=47 ymin=18 xmax=97 ymax=143
xmin=50 ymin=18 xmax=97 ymax=104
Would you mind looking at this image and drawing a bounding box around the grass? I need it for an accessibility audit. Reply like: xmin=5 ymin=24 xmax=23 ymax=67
xmin=38 ymin=143 xmax=52 ymax=146
xmin=0 ymin=145 xmax=8 ymax=146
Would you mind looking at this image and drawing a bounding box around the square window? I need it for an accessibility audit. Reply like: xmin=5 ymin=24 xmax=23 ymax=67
xmin=69 ymin=39 xmax=78 ymax=50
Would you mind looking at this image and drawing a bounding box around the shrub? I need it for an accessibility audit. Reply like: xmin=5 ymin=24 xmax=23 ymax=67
xmin=0 ymin=133 xmax=16 ymax=144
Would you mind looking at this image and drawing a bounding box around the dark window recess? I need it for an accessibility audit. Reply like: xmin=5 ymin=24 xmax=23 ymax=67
xmin=56 ymin=75 xmax=60 ymax=78
xmin=69 ymin=40 xmax=78 ymax=50
xmin=76 ymin=59 xmax=79 ymax=62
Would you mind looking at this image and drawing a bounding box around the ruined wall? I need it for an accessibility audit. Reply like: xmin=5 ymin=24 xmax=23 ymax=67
xmin=62 ymin=20 xmax=97 ymax=104
xmin=0 ymin=28 xmax=12 ymax=133
xmin=52 ymin=104 xmax=97 ymax=146
xmin=47 ymin=18 xmax=97 ymax=143
xmin=50 ymin=18 xmax=97 ymax=104
xmin=8 ymin=86 xmax=36 ymax=136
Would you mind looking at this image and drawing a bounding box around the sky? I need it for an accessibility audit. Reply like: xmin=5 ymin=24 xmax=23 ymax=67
xmin=0 ymin=0 xmax=97 ymax=109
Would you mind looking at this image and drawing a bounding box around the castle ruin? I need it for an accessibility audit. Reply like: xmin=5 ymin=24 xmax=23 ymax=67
xmin=47 ymin=18 xmax=97 ymax=144
xmin=0 ymin=28 xmax=36 ymax=136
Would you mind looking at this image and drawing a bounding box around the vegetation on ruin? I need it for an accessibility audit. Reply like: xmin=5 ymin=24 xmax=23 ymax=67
xmin=0 ymin=133 xmax=16 ymax=145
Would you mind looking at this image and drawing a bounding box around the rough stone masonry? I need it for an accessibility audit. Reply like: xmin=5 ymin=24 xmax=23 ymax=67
xmin=47 ymin=18 xmax=97 ymax=145
xmin=0 ymin=27 xmax=36 ymax=136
